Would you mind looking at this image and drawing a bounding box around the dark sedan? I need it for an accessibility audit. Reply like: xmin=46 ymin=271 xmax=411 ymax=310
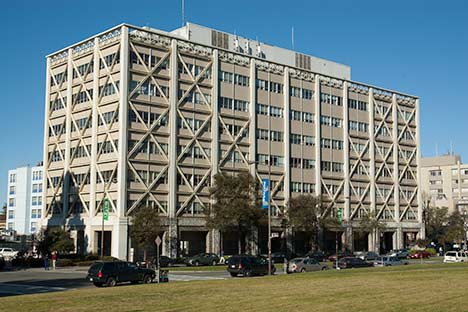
xmin=87 ymin=261 xmax=155 ymax=287
xmin=152 ymin=256 xmax=175 ymax=268
xmin=333 ymin=257 xmax=373 ymax=269
xmin=185 ymin=253 xmax=220 ymax=266
xmin=227 ymin=255 xmax=276 ymax=277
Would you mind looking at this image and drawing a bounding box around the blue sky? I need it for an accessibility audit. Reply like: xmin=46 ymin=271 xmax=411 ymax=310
xmin=1 ymin=0 xmax=467 ymax=206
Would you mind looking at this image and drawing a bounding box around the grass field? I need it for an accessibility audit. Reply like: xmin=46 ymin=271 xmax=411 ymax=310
xmin=2 ymin=263 xmax=467 ymax=312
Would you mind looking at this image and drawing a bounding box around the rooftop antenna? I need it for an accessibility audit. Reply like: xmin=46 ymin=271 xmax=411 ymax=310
xmin=450 ymin=140 xmax=454 ymax=155
xmin=182 ymin=0 xmax=185 ymax=27
xmin=291 ymin=26 xmax=295 ymax=50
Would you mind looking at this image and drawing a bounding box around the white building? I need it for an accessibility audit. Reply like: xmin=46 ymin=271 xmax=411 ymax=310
xmin=6 ymin=164 xmax=44 ymax=235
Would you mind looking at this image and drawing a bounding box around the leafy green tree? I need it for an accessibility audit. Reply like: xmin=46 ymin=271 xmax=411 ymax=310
xmin=37 ymin=228 xmax=75 ymax=254
xmin=424 ymin=206 xmax=449 ymax=245
xmin=206 ymin=172 xmax=265 ymax=254
xmin=444 ymin=211 xmax=465 ymax=245
xmin=129 ymin=205 xmax=161 ymax=265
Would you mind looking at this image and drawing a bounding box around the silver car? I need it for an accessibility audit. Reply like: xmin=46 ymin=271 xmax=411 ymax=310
xmin=287 ymin=257 xmax=328 ymax=273
xmin=373 ymin=256 xmax=408 ymax=267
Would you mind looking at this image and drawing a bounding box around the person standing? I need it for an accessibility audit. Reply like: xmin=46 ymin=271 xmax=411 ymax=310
xmin=44 ymin=254 xmax=50 ymax=271
xmin=52 ymin=251 xmax=57 ymax=270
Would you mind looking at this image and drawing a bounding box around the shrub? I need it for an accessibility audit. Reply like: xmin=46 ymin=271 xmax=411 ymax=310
xmin=425 ymin=248 xmax=437 ymax=256
xmin=57 ymin=259 xmax=75 ymax=267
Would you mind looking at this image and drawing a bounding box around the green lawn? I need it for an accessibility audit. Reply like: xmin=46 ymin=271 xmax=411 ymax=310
xmin=2 ymin=263 xmax=467 ymax=312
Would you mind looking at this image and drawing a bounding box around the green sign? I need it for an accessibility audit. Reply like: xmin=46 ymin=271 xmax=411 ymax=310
xmin=337 ymin=208 xmax=343 ymax=224
xmin=103 ymin=198 xmax=110 ymax=221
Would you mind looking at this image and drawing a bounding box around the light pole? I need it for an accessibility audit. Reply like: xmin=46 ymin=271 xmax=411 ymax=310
xmin=248 ymin=159 xmax=272 ymax=276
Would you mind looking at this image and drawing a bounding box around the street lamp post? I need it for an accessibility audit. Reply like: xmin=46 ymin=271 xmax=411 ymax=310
xmin=248 ymin=160 xmax=272 ymax=276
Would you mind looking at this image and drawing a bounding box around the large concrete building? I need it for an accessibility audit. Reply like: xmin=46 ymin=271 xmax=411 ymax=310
xmin=43 ymin=23 xmax=422 ymax=259
xmin=6 ymin=165 xmax=44 ymax=235
xmin=421 ymin=154 xmax=468 ymax=213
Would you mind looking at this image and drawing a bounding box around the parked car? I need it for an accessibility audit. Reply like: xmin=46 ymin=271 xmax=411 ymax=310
xmin=373 ymin=256 xmax=408 ymax=267
xmin=151 ymin=256 xmax=175 ymax=268
xmin=185 ymin=253 xmax=220 ymax=266
xmin=444 ymin=251 xmax=468 ymax=263
xmin=0 ymin=248 xmax=19 ymax=258
xmin=355 ymin=251 xmax=379 ymax=261
xmin=87 ymin=261 xmax=156 ymax=287
xmin=306 ymin=251 xmax=328 ymax=262
xmin=333 ymin=257 xmax=373 ymax=269
xmin=328 ymin=251 xmax=354 ymax=262
xmin=287 ymin=257 xmax=328 ymax=273
xmin=409 ymin=251 xmax=431 ymax=259
xmin=388 ymin=249 xmax=410 ymax=259
xmin=227 ymin=255 xmax=276 ymax=277
xmin=271 ymin=252 xmax=287 ymax=263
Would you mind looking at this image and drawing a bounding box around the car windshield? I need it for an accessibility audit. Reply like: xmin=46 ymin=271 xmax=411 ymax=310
xmin=291 ymin=258 xmax=303 ymax=263
xmin=88 ymin=262 xmax=103 ymax=273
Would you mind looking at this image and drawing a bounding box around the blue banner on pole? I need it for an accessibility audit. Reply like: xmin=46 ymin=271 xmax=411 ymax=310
xmin=262 ymin=179 xmax=269 ymax=209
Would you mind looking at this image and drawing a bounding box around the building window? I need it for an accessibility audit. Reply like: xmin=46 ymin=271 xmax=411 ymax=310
xmin=8 ymin=198 xmax=15 ymax=207
xmin=9 ymin=186 xmax=15 ymax=195
xmin=322 ymin=161 xmax=344 ymax=173
xmin=430 ymin=170 xmax=442 ymax=177
xmin=320 ymin=93 xmax=342 ymax=106
xmin=7 ymin=223 xmax=14 ymax=230
xmin=320 ymin=115 xmax=342 ymax=128
xmin=348 ymin=98 xmax=368 ymax=111
xmin=9 ymin=174 xmax=16 ymax=183
xmin=8 ymin=210 xmax=14 ymax=219
xmin=256 ymin=79 xmax=283 ymax=93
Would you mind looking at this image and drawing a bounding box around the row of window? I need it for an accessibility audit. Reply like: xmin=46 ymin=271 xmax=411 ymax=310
xmin=179 ymin=63 xmax=210 ymax=79
xmin=256 ymin=129 xmax=284 ymax=142
xmin=320 ymin=115 xmax=343 ymax=128
xmin=220 ymin=71 xmax=249 ymax=86
xmin=178 ymin=90 xmax=212 ymax=105
xmin=31 ymin=196 xmax=42 ymax=206
xmin=129 ymin=140 xmax=168 ymax=155
xmin=129 ymin=110 xmax=167 ymax=126
xmin=256 ymin=104 xmax=284 ymax=117
xmin=32 ymin=171 xmax=43 ymax=181
xmin=256 ymin=79 xmax=283 ymax=93
xmin=321 ymin=161 xmax=344 ymax=172
xmin=219 ymin=97 xmax=249 ymax=112
xmin=320 ymin=138 xmax=343 ymax=150
xmin=290 ymin=133 xmax=315 ymax=146
xmin=291 ymin=182 xmax=315 ymax=193
xmin=256 ymin=154 xmax=285 ymax=167
xmin=320 ymin=93 xmax=342 ymax=106
xmin=349 ymin=121 xmax=369 ymax=133
xmin=32 ymin=183 xmax=43 ymax=193
xmin=131 ymin=51 xmax=169 ymax=69
xmin=348 ymin=99 xmax=368 ymax=111
xmin=290 ymin=110 xmax=314 ymax=123
xmin=130 ymin=81 xmax=169 ymax=98
xmin=290 ymin=158 xmax=315 ymax=169
xmin=290 ymin=86 xmax=313 ymax=100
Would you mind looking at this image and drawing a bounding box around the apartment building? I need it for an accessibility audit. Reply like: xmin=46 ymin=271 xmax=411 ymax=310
xmin=421 ymin=154 xmax=468 ymax=213
xmin=6 ymin=165 xmax=44 ymax=235
xmin=43 ymin=23 xmax=422 ymax=259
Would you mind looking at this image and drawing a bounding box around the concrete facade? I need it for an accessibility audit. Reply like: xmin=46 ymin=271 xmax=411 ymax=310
xmin=421 ymin=155 xmax=468 ymax=213
xmin=43 ymin=23 xmax=422 ymax=259
xmin=6 ymin=165 xmax=43 ymax=235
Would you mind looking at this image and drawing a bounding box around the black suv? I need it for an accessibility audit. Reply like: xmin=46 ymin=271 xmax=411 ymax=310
xmin=87 ymin=261 xmax=156 ymax=287
xmin=227 ymin=255 xmax=276 ymax=277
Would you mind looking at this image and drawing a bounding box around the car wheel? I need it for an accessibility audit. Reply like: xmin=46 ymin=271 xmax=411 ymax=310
xmin=212 ymin=260 xmax=217 ymax=266
xmin=106 ymin=277 xmax=117 ymax=287
xmin=93 ymin=282 xmax=103 ymax=287
xmin=300 ymin=268 xmax=306 ymax=273
xmin=230 ymin=272 xmax=238 ymax=277
xmin=194 ymin=261 xmax=199 ymax=266
xmin=321 ymin=267 xmax=327 ymax=271
xmin=244 ymin=270 xmax=252 ymax=277
xmin=143 ymin=274 xmax=152 ymax=284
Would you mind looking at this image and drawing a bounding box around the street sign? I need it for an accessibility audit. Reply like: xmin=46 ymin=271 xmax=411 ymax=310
xmin=271 ymin=232 xmax=279 ymax=238
xmin=155 ymin=236 xmax=162 ymax=246
xmin=262 ymin=179 xmax=269 ymax=209
xmin=103 ymin=198 xmax=109 ymax=221
xmin=337 ymin=208 xmax=343 ymax=224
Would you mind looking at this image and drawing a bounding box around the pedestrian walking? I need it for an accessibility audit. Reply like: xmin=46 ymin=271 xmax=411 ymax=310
xmin=52 ymin=251 xmax=57 ymax=270
xmin=44 ymin=254 xmax=50 ymax=271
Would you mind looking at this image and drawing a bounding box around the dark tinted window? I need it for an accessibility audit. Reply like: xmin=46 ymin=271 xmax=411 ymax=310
xmin=89 ymin=262 xmax=103 ymax=273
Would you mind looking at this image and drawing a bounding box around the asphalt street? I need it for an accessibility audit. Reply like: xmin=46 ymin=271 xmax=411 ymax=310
xmin=0 ymin=267 xmax=260 ymax=297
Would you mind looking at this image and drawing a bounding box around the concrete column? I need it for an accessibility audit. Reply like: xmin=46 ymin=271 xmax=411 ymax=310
xmin=113 ymin=26 xmax=130 ymax=260
xmin=392 ymin=94 xmax=400 ymax=236
xmin=167 ymin=39 xmax=179 ymax=258
xmin=283 ymin=67 xmax=291 ymax=203
xmin=343 ymin=82 xmax=350 ymax=222
xmin=87 ymin=37 xmax=100 ymax=254
xmin=368 ymin=88 xmax=375 ymax=216
xmin=64 ymin=48 xmax=73 ymax=220
xmin=211 ymin=50 xmax=219 ymax=183
xmin=42 ymin=57 xmax=51 ymax=228
xmin=345 ymin=226 xmax=353 ymax=251
xmin=314 ymin=76 xmax=321 ymax=196
xmin=285 ymin=227 xmax=293 ymax=256
xmin=247 ymin=227 xmax=259 ymax=255
xmin=249 ymin=59 xmax=256 ymax=177
xmin=396 ymin=227 xmax=404 ymax=249
xmin=415 ymin=98 xmax=425 ymax=239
